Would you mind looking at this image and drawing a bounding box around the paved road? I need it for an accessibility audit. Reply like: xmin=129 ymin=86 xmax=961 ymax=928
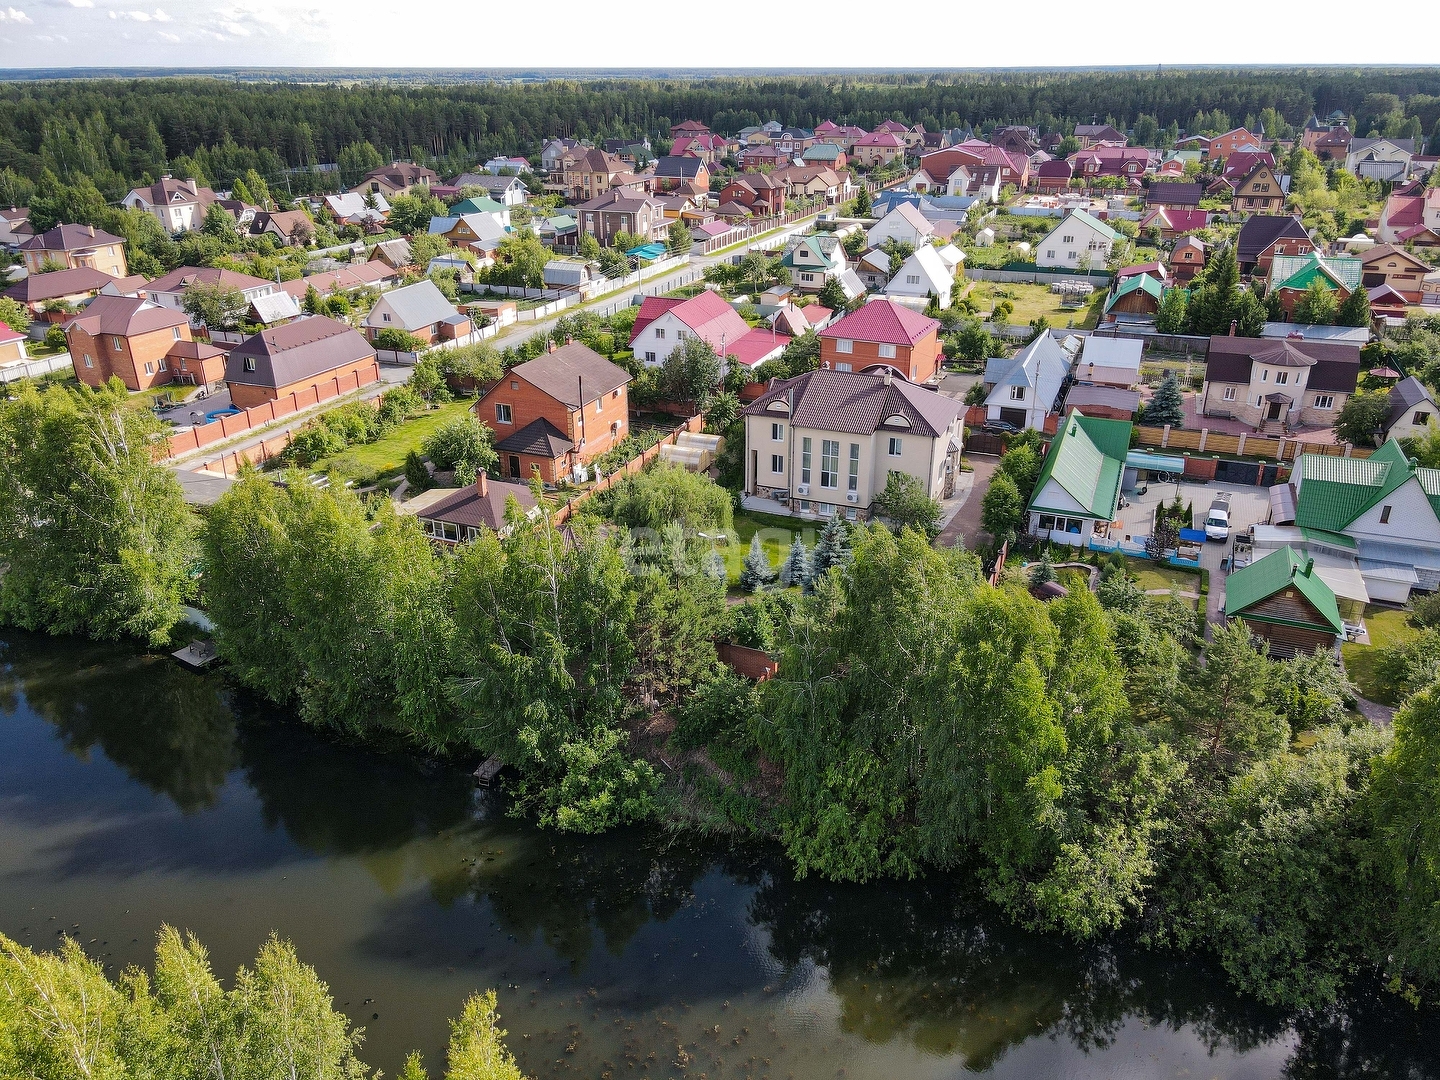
xmin=936 ymin=455 xmax=998 ymax=549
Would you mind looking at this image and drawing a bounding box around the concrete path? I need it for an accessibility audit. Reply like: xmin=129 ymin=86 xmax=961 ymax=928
xmin=935 ymin=456 xmax=997 ymax=549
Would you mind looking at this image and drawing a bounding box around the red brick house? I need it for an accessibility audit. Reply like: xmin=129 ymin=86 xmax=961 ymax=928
xmin=819 ymin=300 xmax=942 ymax=384
xmin=224 ymin=315 xmax=379 ymax=409
xmin=63 ymin=295 xmax=225 ymax=392
xmin=1236 ymin=215 xmax=1314 ymax=277
xmin=1206 ymin=128 xmax=1263 ymax=160
xmin=475 ymin=342 xmax=631 ymax=484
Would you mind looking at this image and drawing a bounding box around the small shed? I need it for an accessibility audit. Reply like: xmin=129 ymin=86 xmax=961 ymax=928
xmin=1224 ymin=545 xmax=1344 ymax=657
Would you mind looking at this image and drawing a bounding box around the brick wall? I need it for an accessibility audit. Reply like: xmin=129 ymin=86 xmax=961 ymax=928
xmin=68 ymin=324 xmax=184 ymax=391
xmin=819 ymin=329 xmax=941 ymax=383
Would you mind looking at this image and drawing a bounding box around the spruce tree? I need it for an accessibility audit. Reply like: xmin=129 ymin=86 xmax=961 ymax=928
xmin=778 ymin=535 xmax=811 ymax=589
xmin=1156 ymin=287 xmax=1189 ymax=334
xmin=1145 ymin=372 xmax=1185 ymax=427
xmin=1029 ymin=552 xmax=1057 ymax=588
xmin=807 ymin=513 xmax=852 ymax=587
xmin=1337 ymin=285 xmax=1372 ymax=328
xmin=739 ymin=535 xmax=777 ymax=592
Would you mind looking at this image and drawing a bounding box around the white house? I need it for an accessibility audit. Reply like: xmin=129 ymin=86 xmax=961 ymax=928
xmin=982 ymin=333 xmax=1071 ymax=431
xmin=1036 ymin=209 xmax=1119 ymax=270
xmin=883 ymin=244 xmax=955 ymax=309
xmin=628 ymin=290 xmax=788 ymax=371
xmin=122 ymin=176 xmax=220 ymax=234
xmin=866 ymin=202 xmax=935 ymax=249
xmin=143 ymin=266 xmax=277 ymax=320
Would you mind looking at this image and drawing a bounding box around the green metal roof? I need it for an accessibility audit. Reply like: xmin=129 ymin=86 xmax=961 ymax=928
xmin=1104 ymin=273 xmax=1163 ymax=312
xmin=1066 ymin=209 xmax=1121 ymax=243
xmin=1028 ymin=412 xmax=1132 ymax=520
xmin=1298 ymin=526 xmax=1357 ymax=550
xmin=1294 ymin=440 xmax=1440 ymax=532
xmin=1271 ymin=253 xmax=1363 ymax=293
xmin=450 ymin=196 xmax=506 ymax=216
xmin=1225 ymin=545 xmax=1343 ymax=634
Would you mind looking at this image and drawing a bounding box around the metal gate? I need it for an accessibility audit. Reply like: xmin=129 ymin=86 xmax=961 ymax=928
xmin=967 ymin=432 xmax=1006 ymax=456
xmin=1212 ymin=459 xmax=1278 ymax=487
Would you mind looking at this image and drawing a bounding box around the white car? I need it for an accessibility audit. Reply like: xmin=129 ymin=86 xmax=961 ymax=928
xmin=1204 ymin=496 xmax=1232 ymax=542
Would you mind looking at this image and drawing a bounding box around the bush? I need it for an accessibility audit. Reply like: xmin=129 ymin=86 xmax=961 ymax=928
xmin=44 ymin=324 xmax=68 ymax=350
xmin=421 ymin=415 xmax=497 ymax=485
xmin=374 ymin=328 xmax=428 ymax=353
xmin=608 ymin=462 xmax=733 ymax=534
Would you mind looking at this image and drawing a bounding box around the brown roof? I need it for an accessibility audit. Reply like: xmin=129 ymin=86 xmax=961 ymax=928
xmin=252 ymin=210 xmax=312 ymax=238
xmin=166 ymin=339 xmax=224 ymax=362
xmin=4 ymin=266 xmax=117 ymax=303
xmin=575 ymin=185 xmax=661 ymax=213
xmin=1144 ymin=182 xmax=1203 ymax=208
xmin=224 ymin=315 xmax=375 ymax=389
xmin=416 ymin=476 xmax=538 ymax=531
xmin=62 ymin=295 xmax=188 ymax=338
xmin=132 ymin=176 xmax=217 ymax=209
xmin=1206 ymin=335 xmax=1360 ymax=393
xmin=1236 ymin=215 xmax=1310 ymax=264
xmin=147 ymin=266 xmax=273 ymax=295
xmin=494 ymin=416 xmax=574 ymax=458
xmin=741 ymin=368 xmax=962 ymax=438
xmin=1360 ymin=243 xmax=1433 ymax=272
xmin=20 ymin=223 xmax=125 ymax=252
xmin=510 ymin=343 xmax=629 ymax=407
xmin=360 ymin=162 xmax=439 ymax=188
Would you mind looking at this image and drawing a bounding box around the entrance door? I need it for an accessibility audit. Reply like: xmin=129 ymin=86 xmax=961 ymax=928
xmin=1267 ymin=400 xmax=1284 ymax=421
xmin=508 ymin=455 xmax=521 ymax=478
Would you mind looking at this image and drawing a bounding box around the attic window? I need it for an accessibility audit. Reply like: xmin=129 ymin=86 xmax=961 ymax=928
xmin=243 ymin=358 xmax=256 ymax=372
xmin=1380 ymin=505 xmax=1392 ymax=524
xmin=883 ymin=414 xmax=911 ymax=427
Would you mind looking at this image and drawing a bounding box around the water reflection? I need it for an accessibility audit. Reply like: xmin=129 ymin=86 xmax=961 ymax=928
xmin=2 ymin=630 xmax=1439 ymax=1079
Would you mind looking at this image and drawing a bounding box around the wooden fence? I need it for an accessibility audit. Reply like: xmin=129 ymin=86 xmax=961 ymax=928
xmin=551 ymin=414 xmax=706 ymax=524
xmin=1133 ymin=424 xmax=1371 ymax=463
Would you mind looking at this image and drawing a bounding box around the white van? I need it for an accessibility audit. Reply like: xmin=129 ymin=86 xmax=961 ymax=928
xmin=1204 ymin=493 xmax=1232 ymax=542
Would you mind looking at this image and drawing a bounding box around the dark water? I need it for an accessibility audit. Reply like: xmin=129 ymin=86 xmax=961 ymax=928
xmin=1 ymin=632 xmax=1437 ymax=1080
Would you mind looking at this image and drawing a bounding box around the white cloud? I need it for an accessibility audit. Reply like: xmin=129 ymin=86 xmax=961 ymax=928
xmin=157 ymin=28 xmax=177 ymax=40
xmin=65 ymin=0 xmax=94 ymax=7
xmin=107 ymin=8 xmax=167 ymax=20
xmin=0 ymin=6 xmax=32 ymax=21
xmin=153 ymin=7 xmax=169 ymax=19
xmin=218 ymin=18 xmax=247 ymax=34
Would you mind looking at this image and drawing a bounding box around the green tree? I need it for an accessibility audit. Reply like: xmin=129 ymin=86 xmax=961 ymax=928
xmin=443 ymin=990 xmax=525 ymax=1080
xmin=421 ymin=415 xmax=497 ymax=485
xmin=816 ymin=276 xmax=849 ymax=311
xmin=853 ymin=184 xmax=872 ymax=216
xmin=1144 ymin=372 xmax=1185 ymax=427
xmin=337 ymin=140 xmax=384 ymax=188
xmin=979 ymin=472 xmax=1023 ymax=543
xmin=405 ymin=449 xmax=432 ymax=493
xmin=808 ymin=513 xmax=852 ymax=585
xmin=870 ymin=471 xmax=943 ymax=538
xmin=1233 ymin=289 xmax=1267 ymax=338
xmin=182 ymin=282 xmax=249 ymax=330
xmin=1182 ymin=619 xmax=1287 ymax=770
xmin=666 ymin=219 xmax=692 ymax=253
xmin=0 ymin=381 xmax=196 ymax=645
xmin=660 ymin=334 xmax=722 ymax=411
xmin=778 ymin=535 xmax=811 ymax=588
xmin=1338 ymin=284 xmax=1373 ymax=327
xmin=608 ymin=461 xmax=733 ymax=534
xmin=1029 ymin=552 xmax=1056 ymax=588
xmin=577 ymin=232 xmax=601 ymax=260
xmin=1294 ymin=279 xmax=1339 ymax=325
xmin=0 ymin=296 xmax=32 ymax=334
xmin=385 ymin=191 xmax=448 ymax=236
xmin=1333 ymin=386 xmax=1393 ymax=447
xmin=740 ymin=534 xmax=777 ymax=592
xmin=200 ymin=202 xmax=243 ymax=249
xmin=955 ymin=318 xmax=994 ymax=362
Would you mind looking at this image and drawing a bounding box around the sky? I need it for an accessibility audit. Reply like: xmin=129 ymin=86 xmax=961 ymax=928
xmin=0 ymin=0 xmax=1438 ymax=68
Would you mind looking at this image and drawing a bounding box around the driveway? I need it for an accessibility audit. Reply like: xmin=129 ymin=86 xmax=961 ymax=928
xmin=936 ymin=455 xmax=997 ymax=549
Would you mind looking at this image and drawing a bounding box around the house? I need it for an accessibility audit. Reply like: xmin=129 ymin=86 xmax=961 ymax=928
xmin=883 ymin=244 xmax=954 ymax=309
xmin=363 ymin=280 xmax=469 ymax=347
xmin=820 ymin=299 xmax=942 ymax=383
xmin=475 ymin=342 xmax=630 ymax=483
xmin=2 ymin=266 xmax=119 ymax=318
xmin=61 ymin=295 xmax=221 ymax=392
xmin=224 ymin=315 xmax=380 ymax=409
xmin=0 ymin=320 xmax=26 ymax=365
xmin=1036 ymin=210 xmax=1119 ymax=270
xmin=450 ymin=173 xmax=528 ymax=206
xmin=653 ymin=156 xmax=710 ymax=192
xmin=992 ymin=125 xmax=1041 ymax=156
xmin=738 ymin=144 xmax=791 ymax=169
xmin=1267 ymin=253 xmax=1363 ymax=320
xmin=1221 ymin=151 xmax=1276 ymax=186
xmin=1207 ymin=128 xmax=1264 ymax=160
xmin=556 ymin=148 xmax=629 ymax=201
xmin=20 ymin=224 xmax=127 ymax=277
xmin=1286 ymin=438 xmax=1440 ymax=599
xmin=982 ymin=333 xmax=1071 ymax=430
xmin=851 ymin=131 xmax=906 ymax=168
xmin=429 ymin=213 xmax=508 ymax=255
xmin=406 ymin=472 xmax=540 ymax=544
xmin=1224 ymin=547 xmax=1344 ymax=657
xmin=278 ymin=261 xmax=398 ymax=303
xmin=855 ymin=249 xmax=892 ymax=291
xmin=1033 ymin=159 xmax=1074 ymax=192
xmin=1199 ymin=335 xmax=1360 ymax=429
xmin=575 ymin=185 xmax=666 ymax=246
xmin=1384 ymin=376 xmax=1437 ymax=442
xmin=352 ymin=162 xmax=439 ymax=197
xmin=1236 ymin=215 xmax=1314 ymax=276
xmin=0 ymin=207 xmax=30 ymax=250
xmin=1360 ymin=244 xmax=1433 ymax=303
xmin=1104 ymin=274 xmax=1165 ymax=322
xmin=1302 ymin=119 xmax=1353 ymax=160
xmin=936 ymin=143 xmax=1031 ymax=189
xmin=249 ymin=210 xmax=314 ymax=247
xmin=447 ymin=196 xmax=511 ymax=225
xmin=1377 ymin=187 xmax=1440 ymax=249
xmin=771 ymin=166 xmax=852 ymax=205
xmin=1075 ymin=337 xmax=1142 ymax=388
xmin=1231 ymin=162 xmax=1287 ymax=215
xmin=323 ymin=191 xmax=390 ymax=229
xmin=1346 ymin=138 xmax=1416 ymax=183
xmin=1140 ymin=206 xmax=1208 ymax=240
xmin=1145 ymin=182 xmax=1204 ymax=209
xmin=1062 ymin=383 xmax=1140 ymax=421
xmin=782 ymin=235 xmax=848 ymax=293
xmin=670 ymin=120 xmax=711 ymax=139
xmin=1073 ymin=124 xmax=1127 ymax=149
xmin=740 ymin=367 xmax=964 ymax=520
xmin=122 ymin=176 xmax=220 ymax=233
xmin=1026 ymin=412 xmax=1132 ymax=545
xmin=629 ymin=291 xmax=787 ymax=371
xmin=720 ymin=174 xmax=786 ymax=217
xmin=539 ymin=138 xmax=586 ymax=174
xmin=672 ymin=133 xmax=729 ymax=164
xmin=802 ymin=143 xmax=846 ymax=168
xmin=1172 ymin=236 xmax=1207 ymax=283
xmin=1069 ymin=147 xmax=1149 ymax=182
xmin=866 ymin=202 xmax=935 ymax=248
xmin=144 ymin=267 xmax=278 ymax=320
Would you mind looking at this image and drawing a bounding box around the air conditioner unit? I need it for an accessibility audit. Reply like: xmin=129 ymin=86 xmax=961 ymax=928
xmin=796 ymin=484 xmax=810 ymax=496
xmin=846 ymin=492 xmax=859 ymax=503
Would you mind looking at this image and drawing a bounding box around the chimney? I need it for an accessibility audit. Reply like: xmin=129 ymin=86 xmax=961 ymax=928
xmin=1303 ymin=557 xmax=1314 ymax=576
xmin=548 ymin=338 xmax=557 ymax=352
xmin=883 ymin=366 xmax=893 ymax=386
xmin=1228 ymin=319 xmax=1237 ymax=336
xmin=475 ymin=471 xmax=488 ymax=497
xmin=87 ymin=224 xmax=95 ymax=237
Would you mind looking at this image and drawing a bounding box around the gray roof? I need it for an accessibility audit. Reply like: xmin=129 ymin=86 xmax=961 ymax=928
xmin=984 ymin=333 xmax=1071 ymax=413
xmin=452 ymin=173 xmax=527 ymax=194
xmin=225 ymin=315 xmax=375 ymax=389
xmin=654 ymin=156 xmax=707 ymax=178
xmin=510 ymin=343 xmax=629 ymax=406
xmin=1077 ymin=336 xmax=1142 ymax=374
xmin=367 ymin=279 xmax=459 ymax=332
xmin=742 ymin=368 xmax=961 ymax=438
xmin=494 ymin=417 xmax=574 ymax=458
xmin=250 ymin=291 xmax=302 ymax=326
xmin=417 ymin=477 xmax=537 ymax=531
xmin=1388 ymin=376 xmax=1435 ymax=430
xmin=1064 ymin=384 xmax=1141 ymax=413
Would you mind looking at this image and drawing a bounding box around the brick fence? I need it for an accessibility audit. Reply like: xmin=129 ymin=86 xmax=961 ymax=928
xmin=552 ymin=414 xmax=706 ymax=524
xmin=1132 ymin=424 xmax=1371 ymax=463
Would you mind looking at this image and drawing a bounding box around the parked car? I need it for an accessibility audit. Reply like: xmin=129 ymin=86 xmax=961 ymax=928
xmin=1204 ymin=493 xmax=1232 ymax=542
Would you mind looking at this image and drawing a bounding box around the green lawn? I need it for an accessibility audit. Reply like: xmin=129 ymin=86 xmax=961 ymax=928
xmin=315 ymin=400 xmax=476 ymax=486
xmin=1126 ymin=557 xmax=1200 ymax=595
xmin=716 ymin=508 xmax=823 ymax=585
xmin=972 ymin=282 xmax=1104 ymax=331
xmin=1342 ymin=605 xmax=1421 ymax=705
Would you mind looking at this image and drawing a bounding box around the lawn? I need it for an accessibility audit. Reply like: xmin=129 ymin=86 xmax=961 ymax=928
xmin=1125 ymin=557 xmax=1200 ymax=595
xmin=315 ymin=400 xmax=476 ymax=486
xmin=716 ymin=507 xmax=823 ymax=586
xmin=1342 ymin=604 xmax=1421 ymax=705
xmin=971 ymin=282 xmax=1104 ymax=331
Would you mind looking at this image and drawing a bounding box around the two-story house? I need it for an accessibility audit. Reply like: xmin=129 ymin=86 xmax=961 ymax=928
xmin=1360 ymin=244 xmax=1433 ymax=303
xmin=20 ymin=224 xmax=128 ymax=277
xmin=574 ymin=185 xmax=667 ymax=246
xmin=719 ymin=174 xmax=786 ymax=217
xmin=1026 ymin=412 xmax=1131 ymax=545
xmin=63 ymin=294 xmax=224 ymax=392
xmin=1036 ymin=210 xmax=1119 ymax=270
xmin=122 ymin=176 xmax=219 ymax=233
xmin=1236 ymin=214 xmax=1313 ymax=277
xmin=819 ymin=299 xmax=942 ymax=383
xmin=982 ymin=333 xmax=1071 ymax=431
xmin=474 ymin=342 xmax=630 ymax=483
xmin=653 ymin=156 xmax=710 ymax=193
xmin=1073 ymin=124 xmax=1127 ymax=149
xmin=851 ymin=131 xmax=906 ymax=167
xmin=224 ymin=316 xmax=380 ymax=409
xmin=1231 ymin=162 xmax=1286 ymax=215
xmin=883 ymin=244 xmax=955 ymax=309
xmin=1199 ymin=335 xmax=1360 ymax=430
xmin=782 ymin=235 xmax=848 ymax=293
xmin=144 ymin=266 xmax=278 ymax=324
xmin=363 ymin=279 xmax=471 ymax=347
xmin=866 ymin=202 xmax=935 ymax=249
xmin=558 ymin=148 xmax=629 ymax=201
xmin=1206 ymin=128 xmax=1263 ymax=160
xmin=629 ymin=291 xmax=789 ymax=371
xmin=429 ymin=212 xmax=508 ymax=256
xmin=351 ymin=162 xmax=439 ymax=197
xmin=741 ymin=366 xmax=964 ymax=520
xmin=1267 ymin=253 xmax=1363 ymax=320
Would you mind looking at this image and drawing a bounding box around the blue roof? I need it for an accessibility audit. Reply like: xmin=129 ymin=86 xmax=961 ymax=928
xmin=625 ymin=243 xmax=667 ymax=260
xmin=1125 ymin=450 xmax=1186 ymax=473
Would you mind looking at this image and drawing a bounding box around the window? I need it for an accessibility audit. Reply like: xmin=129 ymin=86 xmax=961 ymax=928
xmin=906 ymin=274 xmax=920 ymax=285
xmin=382 ymin=312 xmax=391 ymax=322
xmin=1314 ymin=394 xmax=1335 ymax=410
xmin=835 ymin=338 xmax=853 ymax=354
xmin=1261 ymin=369 xmax=1269 ymax=382
xmin=1275 ymin=371 xmax=1288 ymax=385
xmin=801 ymin=273 xmax=814 ymax=283
xmin=144 ymin=362 xmax=154 ymax=375
xmin=157 ymin=358 xmax=167 ymax=373
xmin=820 ymin=439 xmax=839 ymax=488
xmin=878 ymin=343 xmax=896 ymax=359
xmin=1415 ymin=411 xmax=1431 ymax=426
xmin=888 ymin=437 xmax=903 ymax=456
xmin=771 ymin=454 xmax=784 ymax=473
xmin=244 ymin=358 xmax=256 ymax=372
xmin=655 ymin=328 xmax=666 ymax=339
xmin=1222 ymin=386 xmax=1237 ymax=401
xmin=495 ymin=403 xmax=513 ymax=424
xmin=83 ymin=354 xmax=93 ymax=368
xmin=1009 ymin=385 xmax=1026 ymax=401
xmin=1062 ymin=234 xmax=1074 ymax=244
xmin=645 ymin=351 xmax=656 ymax=363
xmin=173 ymin=327 xmax=182 ymax=340
xmin=511 ymin=381 xmax=519 ymax=390
xmin=848 ymin=443 xmax=860 ymax=491
xmin=801 ymin=437 xmax=812 ymax=485
xmin=112 ymin=336 xmax=123 ymax=349
xmin=771 ymin=422 xmax=784 ymax=441
xmin=1380 ymin=505 xmax=1392 ymax=524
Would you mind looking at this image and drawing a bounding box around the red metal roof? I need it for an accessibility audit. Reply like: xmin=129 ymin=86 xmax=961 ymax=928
xmin=725 ymin=328 xmax=790 ymax=369
xmin=629 ymin=296 xmax=685 ymax=341
xmin=820 ymin=299 xmax=939 ymax=347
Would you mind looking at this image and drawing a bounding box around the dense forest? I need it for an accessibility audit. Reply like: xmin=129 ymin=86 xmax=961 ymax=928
xmin=1 ymin=69 xmax=1439 ymax=204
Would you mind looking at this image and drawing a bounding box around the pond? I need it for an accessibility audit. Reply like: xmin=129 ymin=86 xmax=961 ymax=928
xmin=1 ymin=631 xmax=1436 ymax=1078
